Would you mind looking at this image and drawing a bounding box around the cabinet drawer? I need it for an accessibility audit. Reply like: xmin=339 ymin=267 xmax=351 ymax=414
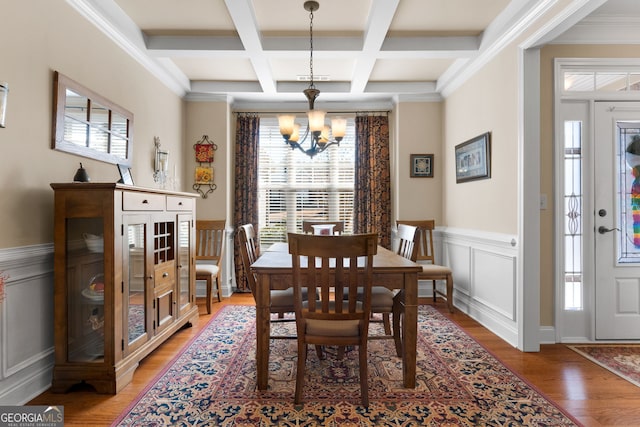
xmin=166 ymin=196 xmax=193 ymax=211
xmin=154 ymin=261 xmax=175 ymax=287
xmin=122 ymin=192 xmax=164 ymax=211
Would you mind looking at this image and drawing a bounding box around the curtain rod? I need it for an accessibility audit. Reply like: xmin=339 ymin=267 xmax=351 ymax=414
xmin=235 ymin=110 xmax=389 ymax=115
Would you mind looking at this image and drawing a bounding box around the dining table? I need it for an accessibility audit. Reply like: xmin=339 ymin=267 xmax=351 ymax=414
xmin=250 ymin=241 xmax=422 ymax=390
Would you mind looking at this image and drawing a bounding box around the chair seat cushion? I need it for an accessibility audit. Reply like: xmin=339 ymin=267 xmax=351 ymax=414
xmin=304 ymin=300 xmax=364 ymax=336
xmin=270 ymin=288 xmax=311 ymax=309
xmin=306 ymin=318 xmax=361 ymax=336
xmin=420 ymin=264 xmax=451 ymax=275
xmin=196 ymin=264 xmax=219 ymax=276
xmin=353 ymin=286 xmax=395 ymax=310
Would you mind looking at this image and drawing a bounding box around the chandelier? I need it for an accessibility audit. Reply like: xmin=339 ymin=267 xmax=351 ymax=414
xmin=278 ymin=1 xmax=346 ymax=158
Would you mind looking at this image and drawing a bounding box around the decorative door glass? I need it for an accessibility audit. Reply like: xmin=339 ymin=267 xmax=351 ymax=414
xmin=66 ymin=217 xmax=105 ymax=362
xmin=127 ymin=222 xmax=147 ymax=344
xmin=617 ymin=121 xmax=640 ymax=263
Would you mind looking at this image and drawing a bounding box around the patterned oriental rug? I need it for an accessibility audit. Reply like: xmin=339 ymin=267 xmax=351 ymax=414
xmin=568 ymin=345 xmax=640 ymax=388
xmin=113 ymin=305 xmax=580 ymax=426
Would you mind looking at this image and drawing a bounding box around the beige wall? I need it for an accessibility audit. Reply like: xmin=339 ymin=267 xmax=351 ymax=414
xmin=443 ymin=47 xmax=519 ymax=234
xmin=392 ymin=101 xmax=443 ymax=224
xmin=0 ymin=0 xmax=185 ymax=249
xmin=185 ymin=101 xmax=230 ymax=222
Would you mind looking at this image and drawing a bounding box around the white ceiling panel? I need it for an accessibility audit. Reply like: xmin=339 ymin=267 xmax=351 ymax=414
xmin=370 ymin=58 xmax=454 ymax=81
xmin=253 ymin=0 xmax=371 ymax=33
xmin=114 ymin=0 xmax=235 ymax=31
xmin=173 ymin=57 xmax=257 ymax=81
xmin=390 ymin=0 xmax=512 ymax=33
xmin=270 ymin=58 xmax=356 ymax=82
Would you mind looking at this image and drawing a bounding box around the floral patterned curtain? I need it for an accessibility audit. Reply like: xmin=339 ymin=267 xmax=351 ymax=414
xmin=353 ymin=113 xmax=391 ymax=249
xmin=233 ymin=113 xmax=260 ymax=292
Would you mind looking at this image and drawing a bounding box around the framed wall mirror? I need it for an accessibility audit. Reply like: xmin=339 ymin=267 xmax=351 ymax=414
xmin=52 ymin=71 xmax=133 ymax=166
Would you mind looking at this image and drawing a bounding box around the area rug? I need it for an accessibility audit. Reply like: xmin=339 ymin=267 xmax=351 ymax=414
xmin=113 ymin=305 xmax=580 ymax=426
xmin=568 ymin=344 xmax=640 ymax=388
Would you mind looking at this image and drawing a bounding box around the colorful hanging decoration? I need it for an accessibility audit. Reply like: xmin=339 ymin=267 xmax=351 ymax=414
xmin=193 ymin=135 xmax=218 ymax=198
xmin=627 ymin=135 xmax=640 ymax=247
xmin=631 ymin=166 xmax=640 ymax=247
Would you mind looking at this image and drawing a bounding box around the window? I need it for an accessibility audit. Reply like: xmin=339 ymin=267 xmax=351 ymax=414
xmin=258 ymin=117 xmax=355 ymax=249
xmin=563 ymin=70 xmax=640 ymax=93
xmin=563 ymin=120 xmax=583 ymax=310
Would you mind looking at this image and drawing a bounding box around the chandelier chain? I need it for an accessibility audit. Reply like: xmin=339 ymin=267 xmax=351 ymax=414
xmin=308 ymin=7 xmax=315 ymax=89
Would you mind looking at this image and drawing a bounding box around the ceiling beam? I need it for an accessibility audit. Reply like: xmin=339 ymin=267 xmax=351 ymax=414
xmin=350 ymin=0 xmax=401 ymax=94
xmin=224 ymin=0 xmax=276 ymax=94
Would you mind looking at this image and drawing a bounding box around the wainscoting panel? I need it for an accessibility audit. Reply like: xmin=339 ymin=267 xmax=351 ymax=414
xmin=0 ymin=244 xmax=55 ymax=405
xmin=472 ymin=249 xmax=516 ymax=321
xmin=438 ymin=227 xmax=519 ymax=347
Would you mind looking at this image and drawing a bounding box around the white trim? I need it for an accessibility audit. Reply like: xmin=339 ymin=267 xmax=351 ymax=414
xmin=519 ymin=48 xmax=541 ymax=352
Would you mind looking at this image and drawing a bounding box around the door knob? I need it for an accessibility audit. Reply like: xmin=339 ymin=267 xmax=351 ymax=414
xmin=598 ymin=225 xmax=620 ymax=234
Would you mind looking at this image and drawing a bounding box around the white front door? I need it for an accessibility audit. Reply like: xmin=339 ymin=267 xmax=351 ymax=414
xmin=594 ymin=101 xmax=640 ymax=339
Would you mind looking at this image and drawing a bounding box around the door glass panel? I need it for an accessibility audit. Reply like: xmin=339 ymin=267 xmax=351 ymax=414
xmin=66 ymin=217 xmax=104 ymax=362
xmin=563 ymin=120 xmax=583 ymax=310
xmin=618 ymin=121 xmax=640 ymax=263
xmin=127 ymin=223 xmax=146 ymax=343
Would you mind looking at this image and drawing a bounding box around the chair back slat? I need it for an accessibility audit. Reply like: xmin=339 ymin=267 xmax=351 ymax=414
xmin=238 ymin=224 xmax=260 ymax=295
xmin=195 ymin=220 xmax=226 ymax=262
xmin=396 ymin=223 xmax=419 ymax=261
xmin=396 ymin=220 xmax=435 ymax=263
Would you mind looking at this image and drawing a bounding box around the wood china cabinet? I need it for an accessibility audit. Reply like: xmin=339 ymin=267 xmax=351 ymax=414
xmin=50 ymin=183 xmax=198 ymax=394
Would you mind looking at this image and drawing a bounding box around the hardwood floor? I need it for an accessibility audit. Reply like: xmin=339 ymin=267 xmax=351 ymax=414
xmin=29 ymin=294 xmax=640 ymax=426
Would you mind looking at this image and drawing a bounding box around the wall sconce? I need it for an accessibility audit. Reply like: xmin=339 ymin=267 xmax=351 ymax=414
xmin=153 ymin=136 xmax=169 ymax=187
xmin=0 ymin=82 xmax=8 ymax=128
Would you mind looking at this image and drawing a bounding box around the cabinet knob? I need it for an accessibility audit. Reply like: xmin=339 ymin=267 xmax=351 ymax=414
xmin=142 ymin=199 xmax=149 ymax=204
xmin=162 ymin=272 xmax=169 ymax=278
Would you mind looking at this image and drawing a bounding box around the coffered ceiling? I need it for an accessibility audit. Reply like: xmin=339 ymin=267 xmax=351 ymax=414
xmin=69 ymin=0 xmax=640 ymax=110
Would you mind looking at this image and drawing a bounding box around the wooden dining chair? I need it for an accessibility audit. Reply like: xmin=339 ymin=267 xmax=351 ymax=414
xmin=389 ymin=223 xmax=419 ymax=355
xmin=396 ymin=220 xmax=454 ymax=312
xmin=237 ymin=224 xmax=297 ymax=336
xmin=365 ymin=223 xmax=419 ymax=356
xmin=288 ymin=232 xmax=378 ymax=406
xmin=195 ymin=220 xmax=226 ymax=314
xmin=301 ymin=220 xmax=345 ymax=235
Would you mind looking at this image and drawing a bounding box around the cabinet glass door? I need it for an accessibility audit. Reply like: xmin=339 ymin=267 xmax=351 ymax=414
xmin=124 ymin=216 xmax=150 ymax=353
xmin=177 ymin=215 xmax=193 ymax=315
xmin=66 ymin=217 xmax=105 ymax=362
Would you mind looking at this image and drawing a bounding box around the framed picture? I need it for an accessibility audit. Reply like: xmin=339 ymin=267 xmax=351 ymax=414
xmin=410 ymin=154 xmax=434 ymax=178
xmin=455 ymin=132 xmax=491 ymax=183
xmin=195 ymin=166 xmax=214 ymax=184
xmin=194 ymin=143 xmax=214 ymax=163
xmin=117 ymin=164 xmax=134 ymax=185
